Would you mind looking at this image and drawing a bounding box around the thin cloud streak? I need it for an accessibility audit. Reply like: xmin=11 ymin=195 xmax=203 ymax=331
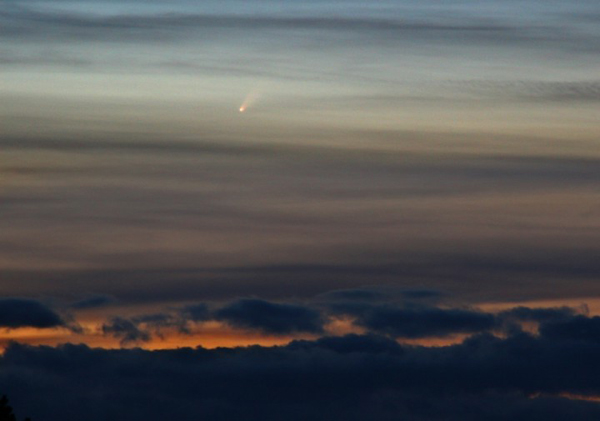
xmin=0 ymin=7 xmax=516 ymax=35
xmin=454 ymin=80 xmax=600 ymax=103
xmin=2 ymin=5 xmax=597 ymax=55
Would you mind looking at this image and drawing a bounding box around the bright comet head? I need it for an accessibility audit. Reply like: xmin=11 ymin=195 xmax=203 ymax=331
xmin=239 ymin=90 xmax=260 ymax=113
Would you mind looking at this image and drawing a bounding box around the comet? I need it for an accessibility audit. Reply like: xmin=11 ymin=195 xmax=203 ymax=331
xmin=239 ymin=90 xmax=260 ymax=113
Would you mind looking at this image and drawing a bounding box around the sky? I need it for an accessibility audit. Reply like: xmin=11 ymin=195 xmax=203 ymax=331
xmin=1 ymin=0 xmax=600 ymax=420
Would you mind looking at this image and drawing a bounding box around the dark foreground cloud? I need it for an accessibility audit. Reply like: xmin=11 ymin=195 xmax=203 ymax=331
xmin=332 ymin=304 xmax=496 ymax=338
xmin=98 ymin=292 xmax=586 ymax=345
xmin=180 ymin=304 xmax=210 ymax=322
xmin=101 ymin=317 xmax=150 ymax=344
xmin=4 ymin=326 xmax=600 ymax=421
xmin=102 ymin=298 xmax=324 ymax=343
xmin=102 ymin=312 xmax=193 ymax=344
xmin=498 ymin=306 xmax=578 ymax=324
xmin=0 ymin=299 xmax=64 ymax=329
xmin=214 ymin=299 xmax=324 ymax=335
xmin=540 ymin=316 xmax=600 ymax=343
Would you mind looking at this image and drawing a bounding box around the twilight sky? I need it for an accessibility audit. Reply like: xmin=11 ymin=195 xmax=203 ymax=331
xmin=1 ymin=1 xmax=600 ymax=419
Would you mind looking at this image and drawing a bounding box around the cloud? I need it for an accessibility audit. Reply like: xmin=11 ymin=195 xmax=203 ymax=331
xmin=102 ymin=311 xmax=196 ymax=343
xmin=330 ymin=303 xmax=496 ymax=338
xmin=214 ymin=299 xmax=324 ymax=334
xmin=498 ymin=306 xmax=578 ymax=323
xmin=2 ymin=130 xmax=599 ymax=311
xmin=318 ymin=287 xmax=391 ymax=302
xmin=0 ymin=52 xmax=90 ymax=68
xmin=318 ymin=287 xmax=443 ymax=303
xmin=0 ymin=7 xmax=517 ymax=43
xmin=101 ymin=316 xmax=150 ymax=345
xmin=5 ymin=4 xmax=594 ymax=64
xmin=97 ymin=293 xmax=588 ymax=343
xmin=0 ymin=136 xmax=271 ymax=156
xmin=540 ymin=315 xmax=600 ymax=343
xmin=4 ymin=243 xmax=600 ymax=305
xmin=288 ymin=333 xmax=403 ymax=355
xmin=0 ymin=298 xmax=64 ymax=329
xmin=132 ymin=313 xmax=176 ymax=325
xmin=180 ymin=304 xmax=210 ymax=322
xmin=455 ymin=80 xmax=600 ymax=103
xmin=69 ymin=295 xmax=115 ymax=310
xmin=4 ymin=327 xmax=600 ymax=420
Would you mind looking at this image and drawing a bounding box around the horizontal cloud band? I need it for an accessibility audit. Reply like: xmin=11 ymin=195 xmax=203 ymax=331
xmin=101 ymin=292 xmax=581 ymax=344
xmin=4 ymin=329 xmax=600 ymax=421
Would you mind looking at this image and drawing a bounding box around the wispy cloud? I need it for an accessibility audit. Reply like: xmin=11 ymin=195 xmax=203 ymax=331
xmin=0 ymin=7 xmax=515 ymax=38
xmin=455 ymin=80 xmax=600 ymax=103
xmin=69 ymin=294 xmax=115 ymax=310
xmin=3 ymin=4 xmax=593 ymax=55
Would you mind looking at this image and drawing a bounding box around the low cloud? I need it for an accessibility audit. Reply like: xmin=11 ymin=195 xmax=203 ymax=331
xmin=98 ymin=292 xmax=589 ymax=343
xmin=0 ymin=298 xmax=64 ymax=329
xmin=102 ymin=316 xmax=150 ymax=345
xmin=5 ymin=291 xmax=600 ymax=420
xmin=4 ymin=327 xmax=600 ymax=421
xmin=214 ymin=299 xmax=324 ymax=335
xmin=498 ymin=306 xmax=578 ymax=323
xmin=540 ymin=315 xmax=600 ymax=343
xmin=329 ymin=303 xmax=496 ymax=338
xmin=180 ymin=304 xmax=210 ymax=322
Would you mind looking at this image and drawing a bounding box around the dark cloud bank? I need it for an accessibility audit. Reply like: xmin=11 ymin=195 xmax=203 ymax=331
xmin=4 ymin=324 xmax=600 ymax=421
xmin=2 ymin=294 xmax=600 ymax=419
xmin=102 ymin=298 xmax=327 ymax=345
xmin=0 ymin=299 xmax=63 ymax=329
xmin=101 ymin=293 xmax=579 ymax=344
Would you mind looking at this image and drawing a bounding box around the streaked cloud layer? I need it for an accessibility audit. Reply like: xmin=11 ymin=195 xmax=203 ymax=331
xmin=1 ymin=0 xmax=599 ymax=418
xmin=1 ymin=0 xmax=599 ymax=333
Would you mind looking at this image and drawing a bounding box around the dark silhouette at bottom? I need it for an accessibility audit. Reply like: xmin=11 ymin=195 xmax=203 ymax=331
xmin=0 ymin=395 xmax=30 ymax=421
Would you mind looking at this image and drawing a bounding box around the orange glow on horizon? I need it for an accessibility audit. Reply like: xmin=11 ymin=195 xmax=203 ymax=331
xmin=480 ymin=298 xmax=598 ymax=315
xmin=557 ymin=393 xmax=600 ymax=403
xmin=0 ymin=321 xmax=319 ymax=353
xmin=2 ymin=298 xmax=600 ymax=352
xmin=529 ymin=392 xmax=600 ymax=403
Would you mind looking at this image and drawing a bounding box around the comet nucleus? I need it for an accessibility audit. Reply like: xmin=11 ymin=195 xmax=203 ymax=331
xmin=238 ymin=90 xmax=260 ymax=113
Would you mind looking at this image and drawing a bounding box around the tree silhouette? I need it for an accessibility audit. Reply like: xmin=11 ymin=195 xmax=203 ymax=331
xmin=0 ymin=395 xmax=16 ymax=421
xmin=0 ymin=395 xmax=30 ymax=421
